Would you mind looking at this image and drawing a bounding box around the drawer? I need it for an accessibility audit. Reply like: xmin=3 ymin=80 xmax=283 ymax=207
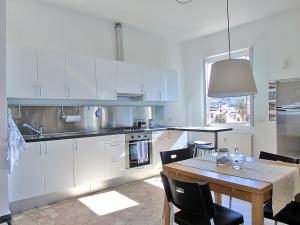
xmin=152 ymin=130 xmax=170 ymax=140
xmin=103 ymin=134 xmax=125 ymax=144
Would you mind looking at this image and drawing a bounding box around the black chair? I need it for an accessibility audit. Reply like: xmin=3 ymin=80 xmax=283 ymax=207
xmin=259 ymin=151 xmax=299 ymax=164
xmin=160 ymin=148 xmax=193 ymax=165
xmin=193 ymin=141 xmax=217 ymax=157
xmin=160 ymin=171 xmax=244 ymax=225
xmin=259 ymin=151 xmax=299 ymax=225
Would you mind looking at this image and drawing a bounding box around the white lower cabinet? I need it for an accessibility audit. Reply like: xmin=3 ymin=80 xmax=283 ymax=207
xmin=8 ymin=142 xmax=44 ymax=202
xmin=73 ymin=137 xmax=105 ymax=187
xmin=152 ymin=130 xmax=187 ymax=173
xmin=104 ymin=141 xmax=126 ymax=180
xmin=43 ymin=140 xmax=74 ymax=194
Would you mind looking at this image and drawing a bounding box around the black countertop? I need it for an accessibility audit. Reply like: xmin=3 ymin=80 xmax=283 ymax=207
xmin=24 ymin=126 xmax=233 ymax=143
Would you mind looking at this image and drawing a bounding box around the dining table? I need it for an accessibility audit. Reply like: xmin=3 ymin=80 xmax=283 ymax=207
xmin=163 ymin=156 xmax=300 ymax=225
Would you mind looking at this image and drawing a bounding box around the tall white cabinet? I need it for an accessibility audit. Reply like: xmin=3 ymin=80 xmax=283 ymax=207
xmin=6 ymin=47 xmax=38 ymax=98
xmin=43 ymin=140 xmax=74 ymax=194
xmin=8 ymin=142 xmax=44 ymax=202
xmin=73 ymin=137 xmax=105 ymax=187
xmin=66 ymin=55 xmax=97 ymax=99
xmin=37 ymin=49 xmax=66 ymax=99
xmin=96 ymin=58 xmax=117 ymax=100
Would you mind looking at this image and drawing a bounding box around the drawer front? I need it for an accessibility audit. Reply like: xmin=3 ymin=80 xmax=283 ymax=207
xmin=103 ymin=134 xmax=125 ymax=144
xmin=152 ymin=130 xmax=170 ymax=140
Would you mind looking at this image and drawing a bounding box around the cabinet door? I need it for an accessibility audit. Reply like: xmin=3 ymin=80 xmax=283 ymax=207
xmin=104 ymin=142 xmax=125 ymax=180
xmin=96 ymin=58 xmax=117 ymax=100
xmin=43 ymin=140 xmax=74 ymax=193
xmin=37 ymin=49 xmax=66 ymax=99
xmin=66 ymin=55 xmax=97 ymax=100
xmin=169 ymin=131 xmax=187 ymax=150
xmin=116 ymin=62 xmax=143 ymax=94
xmin=8 ymin=142 xmax=44 ymax=202
xmin=74 ymin=137 xmax=105 ymax=187
xmin=166 ymin=69 xmax=178 ymax=101
xmin=143 ymin=66 xmax=166 ymax=101
xmin=6 ymin=47 xmax=38 ymax=98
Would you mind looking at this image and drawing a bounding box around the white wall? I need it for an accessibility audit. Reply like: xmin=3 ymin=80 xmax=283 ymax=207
xmin=6 ymin=0 xmax=187 ymax=126
xmin=0 ymin=0 xmax=10 ymax=217
xmin=182 ymin=8 xmax=300 ymax=157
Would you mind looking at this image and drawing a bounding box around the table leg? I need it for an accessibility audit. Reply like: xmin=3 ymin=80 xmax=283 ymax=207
xmin=214 ymin=192 xmax=222 ymax=205
xmin=214 ymin=132 xmax=218 ymax=149
xmin=251 ymin=193 xmax=264 ymax=225
xmin=164 ymin=195 xmax=170 ymax=225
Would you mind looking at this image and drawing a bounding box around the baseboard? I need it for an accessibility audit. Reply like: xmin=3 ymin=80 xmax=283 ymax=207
xmin=0 ymin=214 xmax=11 ymax=224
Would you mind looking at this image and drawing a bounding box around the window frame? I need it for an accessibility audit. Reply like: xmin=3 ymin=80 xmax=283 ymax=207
xmin=203 ymin=48 xmax=254 ymax=128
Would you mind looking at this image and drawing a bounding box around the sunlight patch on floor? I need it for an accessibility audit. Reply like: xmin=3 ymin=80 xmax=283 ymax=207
xmin=144 ymin=176 xmax=163 ymax=189
xmin=79 ymin=191 xmax=139 ymax=216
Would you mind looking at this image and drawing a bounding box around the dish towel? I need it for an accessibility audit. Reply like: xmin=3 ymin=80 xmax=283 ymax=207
xmin=7 ymin=108 xmax=26 ymax=174
xmin=137 ymin=141 xmax=149 ymax=164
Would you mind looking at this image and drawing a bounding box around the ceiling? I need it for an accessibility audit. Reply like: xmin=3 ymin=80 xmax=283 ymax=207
xmin=36 ymin=0 xmax=300 ymax=41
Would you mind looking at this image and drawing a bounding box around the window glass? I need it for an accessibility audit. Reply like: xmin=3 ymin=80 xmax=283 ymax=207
xmin=205 ymin=49 xmax=253 ymax=126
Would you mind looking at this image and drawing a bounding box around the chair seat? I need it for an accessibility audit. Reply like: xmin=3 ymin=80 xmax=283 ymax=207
xmin=174 ymin=204 xmax=244 ymax=225
xmin=194 ymin=141 xmax=212 ymax=146
xmin=264 ymin=200 xmax=300 ymax=225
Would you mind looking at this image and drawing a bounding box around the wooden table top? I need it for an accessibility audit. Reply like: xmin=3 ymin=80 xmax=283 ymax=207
xmin=163 ymin=162 xmax=272 ymax=194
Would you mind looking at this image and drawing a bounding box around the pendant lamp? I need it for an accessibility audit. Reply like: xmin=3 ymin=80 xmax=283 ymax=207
xmin=207 ymin=0 xmax=257 ymax=97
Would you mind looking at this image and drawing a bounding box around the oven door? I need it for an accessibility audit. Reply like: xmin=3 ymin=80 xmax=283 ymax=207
xmin=127 ymin=140 xmax=152 ymax=168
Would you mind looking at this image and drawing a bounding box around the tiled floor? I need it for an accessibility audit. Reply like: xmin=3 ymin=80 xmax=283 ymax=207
xmin=12 ymin=177 xmax=285 ymax=225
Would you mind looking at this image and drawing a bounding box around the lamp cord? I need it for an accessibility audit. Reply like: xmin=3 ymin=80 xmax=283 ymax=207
xmin=227 ymin=0 xmax=232 ymax=59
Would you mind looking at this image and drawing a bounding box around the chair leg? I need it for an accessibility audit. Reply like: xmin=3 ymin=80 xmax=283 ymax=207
xmin=169 ymin=202 xmax=175 ymax=225
xmin=274 ymin=221 xmax=278 ymax=225
xmin=229 ymin=196 xmax=232 ymax=209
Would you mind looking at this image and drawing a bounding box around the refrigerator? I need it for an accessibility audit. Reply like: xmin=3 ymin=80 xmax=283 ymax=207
xmin=276 ymin=79 xmax=300 ymax=158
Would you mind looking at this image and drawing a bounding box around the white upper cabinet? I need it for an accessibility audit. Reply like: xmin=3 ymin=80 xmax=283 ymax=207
xmin=6 ymin=47 xmax=38 ymax=98
xmin=143 ymin=66 xmax=167 ymax=101
xmin=43 ymin=140 xmax=74 ymax=194
xmin=74 ymin=137 xmax=105 ymax=187
xmin=166 ymin=69 xmax=178 ymax=101
xmin=96 ymin=58 xmax=117 ymax=100
xmin=66 ymin=55 xmax=97 ymax=100
xmin=8 ymin=142 xmax=44 ymax=202
xmin=37 ymin=49 xmax=66 ymax=99
xmin=116 ymin=61 xmax=143 ymax=95
xmin=7 ymin=47 xmax=177 ymax=102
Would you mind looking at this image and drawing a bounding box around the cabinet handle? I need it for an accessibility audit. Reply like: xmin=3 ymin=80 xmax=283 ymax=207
xmin=44 ymin=143 xmax=48 ymax=155
xmin=39 ymin=86 xmax=42 ymax=96
xmin=114 ymin=89 xmax=117 ymax=99
xmin=111 ymin=143 xmax=120 ymax=147
xmin=112 ymin=156 xmax=122 ymax=162
xmin=39 ymin=143 xmax=42 ymax=155
xmin=66 ymin=87 xmax=71 ymax=97
xmin=144 ymin=91 xmax=147 ymax=100
xmin=34 ymin=85 xmax=37 ymax=96
xmin=159 ymin=91 xmax=162 ymax=100
xmin=75 ymin=140 xmax=78 ymax=150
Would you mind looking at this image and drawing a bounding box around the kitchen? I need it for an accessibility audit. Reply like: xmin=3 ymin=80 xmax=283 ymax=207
xmin=1 ymin=0 xmax=300 ymax=225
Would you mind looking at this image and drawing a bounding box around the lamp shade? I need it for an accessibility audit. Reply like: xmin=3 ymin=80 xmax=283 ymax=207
xmin=207 ymin=58 xmax=257 ymax=97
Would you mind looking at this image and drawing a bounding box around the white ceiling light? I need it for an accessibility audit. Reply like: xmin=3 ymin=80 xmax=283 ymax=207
xmin=207 ymin=0 xmax=257 ymax=97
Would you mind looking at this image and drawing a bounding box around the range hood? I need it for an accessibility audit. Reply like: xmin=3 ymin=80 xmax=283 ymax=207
xmin=117 ymin=93 xmax=144 ymax=101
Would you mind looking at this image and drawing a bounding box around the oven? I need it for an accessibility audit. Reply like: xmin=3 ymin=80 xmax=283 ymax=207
xmin=125 ymin=132 xmax=152 ymax=169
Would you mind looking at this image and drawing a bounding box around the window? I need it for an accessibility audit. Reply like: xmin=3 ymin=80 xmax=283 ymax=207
xmin=204 ymin=48 xmax=253 ymax=127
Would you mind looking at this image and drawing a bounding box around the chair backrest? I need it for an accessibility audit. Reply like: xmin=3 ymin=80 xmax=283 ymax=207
xmin=167 ymin=175 xmax=215 ymax=219
xmin=259 ymin=151 xmax=299 ymax=164
xmin=160 ymin=171 xmax=173 ymax=203
xmin=160 ymin=148 xmax=193 ymax=165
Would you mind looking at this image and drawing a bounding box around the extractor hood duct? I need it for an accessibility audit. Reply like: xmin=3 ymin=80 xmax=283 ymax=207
xmin=115 ymin=22 xmax=124 ymax=61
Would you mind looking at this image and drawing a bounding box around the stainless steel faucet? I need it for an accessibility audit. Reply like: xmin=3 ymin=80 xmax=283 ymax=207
xmin=22 ymin=123 xmax=43 ymax=137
